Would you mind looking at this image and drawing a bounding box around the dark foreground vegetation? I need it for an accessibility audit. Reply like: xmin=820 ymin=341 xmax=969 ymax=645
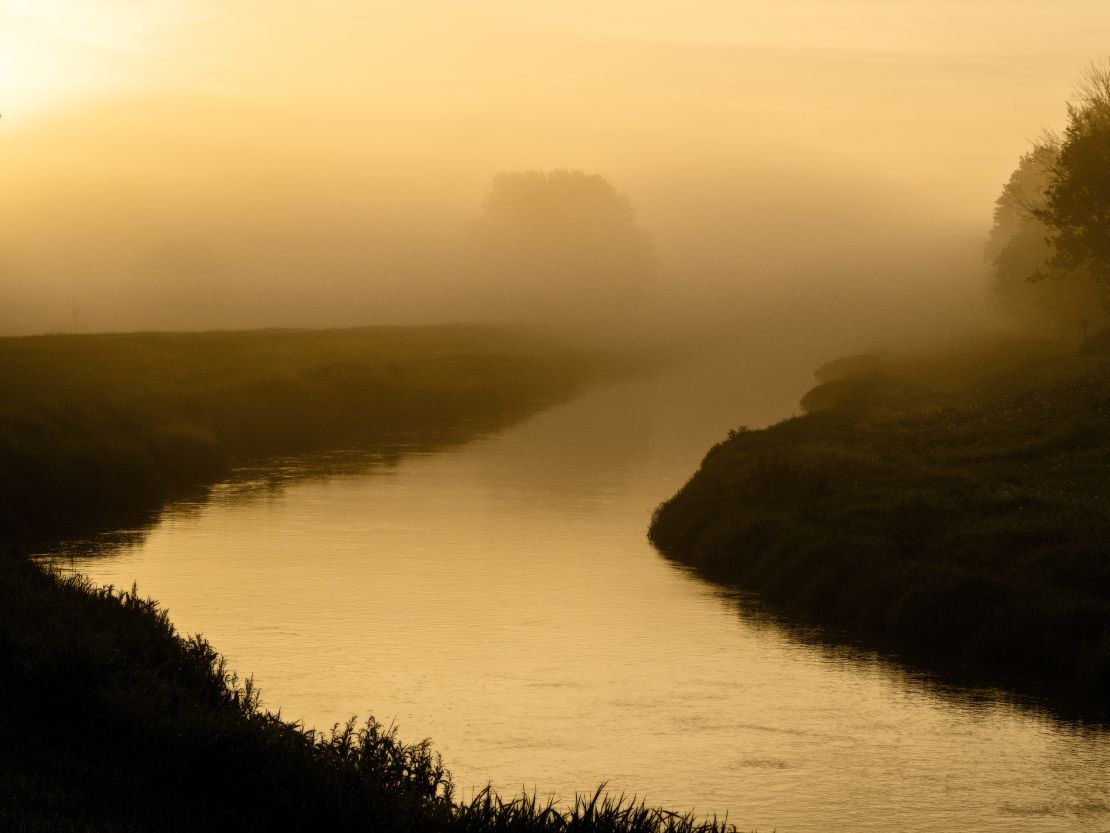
xmin=0 ymin=325 xmax=738 ymax=831
xmin=650 ymin=338 xmax=1110 ymax=710
xmin=0 ymin=547 xmax=737 ymax=832
xmin=0 ymin=325 xmax=610 ymax=547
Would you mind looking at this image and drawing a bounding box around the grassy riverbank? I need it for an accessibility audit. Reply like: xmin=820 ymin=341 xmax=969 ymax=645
xmin=0 ymin=325 xmax=740 ymax=831
xmin=649 ymin=337 xmax=1110 ymax=708
xmin=0 ymin=325 xmax=605 ymax=547
xmin=0 ymin=546 xmax=736 ymax=832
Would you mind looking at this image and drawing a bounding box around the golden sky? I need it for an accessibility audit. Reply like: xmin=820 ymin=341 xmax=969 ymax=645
xmin=4 ymin=1 xmax=1106 ymax=200
xmin=2 ymin=1 xmax=1109 ymax=334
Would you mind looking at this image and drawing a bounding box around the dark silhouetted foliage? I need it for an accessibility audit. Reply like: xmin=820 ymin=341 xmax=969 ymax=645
xmin=986 ymin=143 xmax=1103 ymax=331
xmin=987 ymin=63 xmax=1110 ymax=333
xmin=1036 ymin=62 xmax=1110 ymax=303
xmin=0 ymin=548 xmax=737 ymax=832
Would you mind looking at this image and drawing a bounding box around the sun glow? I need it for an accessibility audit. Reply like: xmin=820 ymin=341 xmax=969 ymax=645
xmin=0 ymin=0 xmax=204 ymax=123
xmin=0 ymin=20 xmax=80 ymax=119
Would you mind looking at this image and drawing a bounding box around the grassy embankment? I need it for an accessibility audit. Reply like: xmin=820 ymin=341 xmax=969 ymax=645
xmin=0 ymin=547 xmax=735 ymax=832
xmin=0 ymin=325 xmax=606 ymax=547
xmin=0 ymin=326 xmax=736 ymax=832
xmin=649 ymin=337 xmax=1110 ymax=709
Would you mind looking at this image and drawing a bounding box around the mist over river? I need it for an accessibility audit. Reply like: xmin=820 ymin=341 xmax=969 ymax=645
xmin=47 ymin=354 xmax=1109 ymax=832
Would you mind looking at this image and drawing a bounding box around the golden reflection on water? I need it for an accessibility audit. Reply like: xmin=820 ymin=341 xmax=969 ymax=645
xmin=49 ymin=359 xmax=1110 ymax=832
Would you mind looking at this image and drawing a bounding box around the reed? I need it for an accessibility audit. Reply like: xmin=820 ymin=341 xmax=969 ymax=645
xmin=0 ymin=546 xmax=739 ymax=832
xmin=455 ymin=784 xmax=736 ymax=832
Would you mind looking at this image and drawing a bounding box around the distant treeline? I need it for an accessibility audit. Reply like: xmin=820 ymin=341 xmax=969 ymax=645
xmin=0 ymin=325 xmax=608 ymax=548
xmin=650 ymin=339 xmax=1110 ymax=710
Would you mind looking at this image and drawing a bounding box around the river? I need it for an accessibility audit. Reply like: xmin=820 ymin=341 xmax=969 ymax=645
xmin=46 ymin=354 xmax=1110 ymax=832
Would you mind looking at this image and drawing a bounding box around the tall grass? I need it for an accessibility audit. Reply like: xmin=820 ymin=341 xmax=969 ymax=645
xmin=0 ymin=547 xmax=739 ymax=832
xmin=454 ymin=785 xmax=735 ymax=832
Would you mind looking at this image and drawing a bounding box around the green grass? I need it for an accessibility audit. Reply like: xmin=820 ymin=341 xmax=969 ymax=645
xmin=649 ymin=337 xmax=1110 ymax=710
xmin=0 ymin=325 xmax=607 ymax=547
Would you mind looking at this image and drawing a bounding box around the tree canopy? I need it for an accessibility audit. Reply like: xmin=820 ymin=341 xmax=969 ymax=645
xmin=1035 ymin=63 xmax=1110 ymax=298
xmin=988 ymin=62 xmax=1110 ymax=331
xmin=467 ymin=170 xmax=656 ymax=331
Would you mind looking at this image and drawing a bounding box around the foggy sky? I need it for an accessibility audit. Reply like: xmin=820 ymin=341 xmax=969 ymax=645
xmin=2 ymin=0 xmax=1107 ymax=342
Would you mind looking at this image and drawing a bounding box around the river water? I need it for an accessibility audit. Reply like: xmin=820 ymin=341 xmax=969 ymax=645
xmin=48 ymin=355 xmax=1109 ymax=832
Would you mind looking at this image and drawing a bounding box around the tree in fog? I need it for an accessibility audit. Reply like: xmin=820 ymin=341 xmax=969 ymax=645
xmin=1034 ymin=61 xmax=1110 ymax=311
xmin=468 ymin=170 xmax=656 ymax=329
xmin=986 ymin=141 xmax=1102 ymax=330
xmin=988 ymin=63 xmax=1110 ymax=332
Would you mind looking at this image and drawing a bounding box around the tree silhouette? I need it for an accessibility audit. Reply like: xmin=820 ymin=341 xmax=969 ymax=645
xmin=987 ymin=142 xmax=1102 ymax=329
xmin=469 ymin=170 xmax=656 ymax=327
xmin=986 ymin=63 xmax=1110 ymax=331
xmin=1035 ymin=61 xmax=1110 ymax=309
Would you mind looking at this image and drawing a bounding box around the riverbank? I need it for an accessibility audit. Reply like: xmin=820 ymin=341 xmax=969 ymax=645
xmin=0 ymin=545 xmax=737 ymax=832
xmin=0 ymin=325 xmax=608 ymax=548
xmin=0 ymin=325 xmax=740 ymax=831
xmin=649 ymin=337 xmax=1110 ymax=709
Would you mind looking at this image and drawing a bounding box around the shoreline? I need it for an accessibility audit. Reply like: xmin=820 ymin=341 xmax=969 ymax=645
xmin=0 ymin=325 xmax=612 ymax=551
xmin=649 ymin=338 xmax=1110 ymax=714
xmin=0 ymin=324 xmax=739 ymax=832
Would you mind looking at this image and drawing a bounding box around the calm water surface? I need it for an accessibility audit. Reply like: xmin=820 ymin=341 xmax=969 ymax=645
xmin=49 ymin=357 xmax=1110 ymax=832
